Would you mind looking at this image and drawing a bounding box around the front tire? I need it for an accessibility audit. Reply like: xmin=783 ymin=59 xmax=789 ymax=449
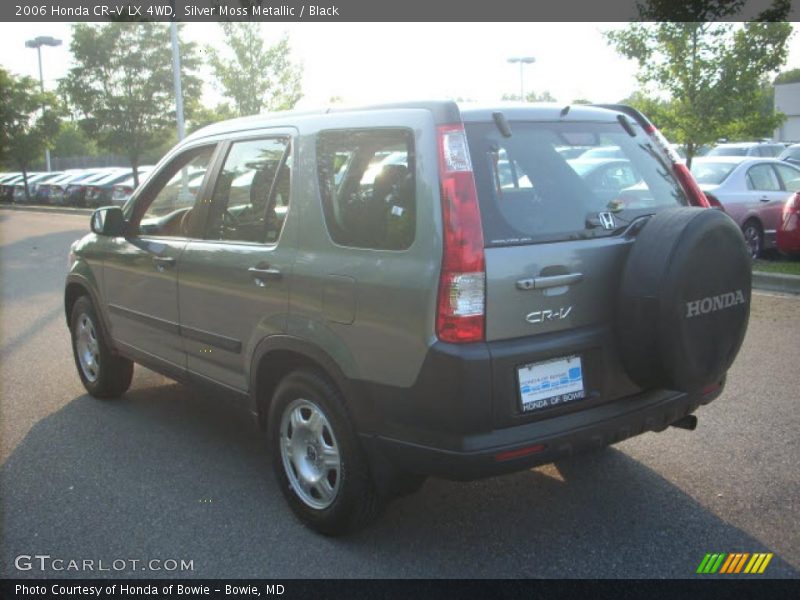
xmin=268 ymin=369 xmax=381 ymax=535
xmin=70 ymin=296 xmax=133 ymax=399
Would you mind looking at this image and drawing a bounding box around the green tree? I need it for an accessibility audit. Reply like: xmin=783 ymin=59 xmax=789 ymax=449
xmin=208 ymin=23 xmax=303 ymax=116
xmin=50 ymin=121 xmax=98 ymax=161
xmin=187 ymin=103 xmax=237 ymax=135
xmin=606 ymin=11 xmax=792 ymax=165
xmin=501 ymin=90 xmax=557 ymax=102
xmin=0 ymin=69 xmax=61 ymax=201
xmin=774 ymin=68 xmax=800 ymax=85
xmin=60 ymin=23 xmax=202 ymax=186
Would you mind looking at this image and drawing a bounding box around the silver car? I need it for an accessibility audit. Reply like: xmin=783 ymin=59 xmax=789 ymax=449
xmin=65 ymin=102 xmax=752 ymax=534
xmin=691 ymin=156 xmax=800 ymax=257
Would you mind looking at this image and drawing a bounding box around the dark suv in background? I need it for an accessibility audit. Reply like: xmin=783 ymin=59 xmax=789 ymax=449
xmin=65 ymin=101 xmax=752 ymax=534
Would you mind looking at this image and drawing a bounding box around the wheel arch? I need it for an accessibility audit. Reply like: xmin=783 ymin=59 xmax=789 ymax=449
xmin=64 ymin=274 xmax=116 ymax=352
xmin=250 ymin=335 xmax=361 ymax=431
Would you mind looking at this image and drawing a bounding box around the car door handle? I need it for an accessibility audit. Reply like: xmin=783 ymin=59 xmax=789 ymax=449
xmin=759 ymin=196 xmax=770 ymax=202
xmin=248 ymin=266 xmax=282 ymax=286
xmin=152 ymin=256 xmax=175 ymax=271
xmin=516 ymin=272 xmax=584 ymax=290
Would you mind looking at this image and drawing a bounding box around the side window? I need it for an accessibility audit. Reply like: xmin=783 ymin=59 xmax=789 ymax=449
xmin=206 ymin=138 xmax=291 ymax=244
xmin=746 ymin=164 xmax=781 ymax=191
xmin=317 ymin=128 xmax=415 ymax=250
xmin=137 ymin=146 xmax=215 ymax=237
xmin=774 ymin=164 xmax=800 ymax=192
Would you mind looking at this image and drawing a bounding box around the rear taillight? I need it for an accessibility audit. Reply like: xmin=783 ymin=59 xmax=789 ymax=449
xmin=704 ymin=193 xmax=723 ymax=210
xmin=436 ymin=124 xmax=486 ymax=344
xmin=643 ymin=124 xmax=710 ymax=208
xmin=784 ymin=192 xmax=800 ymax=215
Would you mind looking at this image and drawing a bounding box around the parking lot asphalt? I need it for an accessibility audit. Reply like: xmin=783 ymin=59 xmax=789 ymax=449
xmin=1 ymin=210 xmax=798 ymax=578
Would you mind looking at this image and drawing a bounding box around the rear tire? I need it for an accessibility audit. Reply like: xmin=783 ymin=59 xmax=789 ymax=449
xmin=742 ymin=219 xmax=763 ymax=259
xmin=268 ymin=369 xmax=381 ymax=536
xmin=69 ymin=296 xmax=133 ymax=399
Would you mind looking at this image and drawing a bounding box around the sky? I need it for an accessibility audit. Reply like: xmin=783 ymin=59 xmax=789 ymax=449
xmin=1 ymin=22 xmax=798 ymax=110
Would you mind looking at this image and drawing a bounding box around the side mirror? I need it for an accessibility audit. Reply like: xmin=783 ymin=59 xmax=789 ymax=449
xmin=90 ymin=207 xmax=126 ymax=237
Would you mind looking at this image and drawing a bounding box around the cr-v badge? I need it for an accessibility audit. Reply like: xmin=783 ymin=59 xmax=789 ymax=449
xmin=526 ymin=306 xmax=573 ymax=324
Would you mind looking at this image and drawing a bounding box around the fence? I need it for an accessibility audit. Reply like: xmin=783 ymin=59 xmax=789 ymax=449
xmin=50 ymin=155 xmax=131 ymax=171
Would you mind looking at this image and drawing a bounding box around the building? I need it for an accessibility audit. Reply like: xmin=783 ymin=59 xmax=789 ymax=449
xmin=774 ymin=81 xmax=800 ymax=142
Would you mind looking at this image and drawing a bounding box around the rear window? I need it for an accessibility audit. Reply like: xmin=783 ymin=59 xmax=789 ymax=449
xmin=317 ymin=128 xmax=415 ymax=251
xmin=465 ymin=120 xmax=686 ymax=246
xmin=708 ymin=146 xmax=749 ymax=157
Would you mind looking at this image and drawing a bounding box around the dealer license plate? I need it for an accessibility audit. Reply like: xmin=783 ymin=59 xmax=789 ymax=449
xmin=517 ymin=355 xmax=585 ymax=413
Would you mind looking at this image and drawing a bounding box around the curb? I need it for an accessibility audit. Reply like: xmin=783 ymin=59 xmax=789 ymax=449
xmin=752 ymin=271 xmax=800 ymax=295
xmin=0 ymin=204 xmax=93 ymax=217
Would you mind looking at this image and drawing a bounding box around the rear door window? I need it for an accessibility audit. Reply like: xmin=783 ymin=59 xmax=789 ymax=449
xmin=317 ymin=128 xmax=415 ymax=250
xmin=746 ymin=164 xmax=781 ymax=191
xmin=465 ymin=120 xmax=686 ymax=246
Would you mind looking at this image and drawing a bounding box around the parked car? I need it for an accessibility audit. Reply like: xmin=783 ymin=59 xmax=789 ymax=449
xmin=1 ymin=173 xmax=45 ymax=203
xmin=12 ymin=172 xmax=64 ymax=203
xmin=108 ymin=167 xmax=158 ymax=206
xmin=66 ymin=102 xmax=751 ymax=535
xmin=779 ymin=143 xmax=800 ymax=168
xmin=776 ymin=191 xmax=800 ymax=256
xmin=84 ymin=167 xmax=155 ymax=208
xmin=690 ymin=156 xmax=800 ymax=257
xmin=0 ymin=173 xmax=22 ymax=202
xmin=707 ymin=141 xmax=786 ymax=158
xmin=578 ymin=145 xmax=624 ymax=159
xmin=66 ymin=168 xmax=130 ymax=207
xmin=43 ymin=170 xmax=112 ymax=205
xmin=566 ymin=158 xmax=641 ymax=209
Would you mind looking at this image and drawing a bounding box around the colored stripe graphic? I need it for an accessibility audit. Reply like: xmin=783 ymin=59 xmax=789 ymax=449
xmin=719 ymin=554 xmax=736 ymax=573
xmin=734 ymin=553 xmax=749 ymax=573
xmin=699 ymin=552 xmax=774 ymax=574
xmin=696 ymin=554 xmax=712 ymax=574
xmin=758 ymin=553 xmax=773 ymax=573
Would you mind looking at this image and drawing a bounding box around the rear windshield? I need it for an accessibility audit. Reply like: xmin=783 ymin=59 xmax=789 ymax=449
xmin=690 ymin=161 xmax=737 ymax=185
xmin=465 ymin=120 xmax=687 ymax=246
xmin=707 ymin=146 xmax=749 ymax=157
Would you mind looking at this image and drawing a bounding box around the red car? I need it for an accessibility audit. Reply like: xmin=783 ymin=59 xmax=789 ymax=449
xmin=777 ymin=191 xmax=800 ymax=255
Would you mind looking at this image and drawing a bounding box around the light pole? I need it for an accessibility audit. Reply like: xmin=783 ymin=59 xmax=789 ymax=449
xmin=507 ymin=56 xmax=536 ymax=101
xmin=25 ymin=35 xmax=62 ymax=172
xmin=170 ymin=21 xmax=186 ymax=142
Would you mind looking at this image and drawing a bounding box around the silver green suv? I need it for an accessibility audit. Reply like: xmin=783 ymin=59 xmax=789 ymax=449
xmin=65 ymin=102 xmax=752 ymax=535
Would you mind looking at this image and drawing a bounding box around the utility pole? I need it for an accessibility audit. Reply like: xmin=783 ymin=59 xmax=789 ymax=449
xmin=507 ymin=56 xmax=536 ymax=101
xmin=25 ymin=35 xmax=62 ymax=171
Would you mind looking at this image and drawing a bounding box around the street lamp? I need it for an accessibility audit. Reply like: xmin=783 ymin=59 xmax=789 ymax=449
xmin=507 ymin=56 xmax=536 ymax=101
xmin=25 ymin=35 xmax=62 ymax=172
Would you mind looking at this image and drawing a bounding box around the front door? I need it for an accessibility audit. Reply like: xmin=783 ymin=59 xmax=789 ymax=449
xmin=102 ymin=144 xmax=217 ymax=369
xmin=178 ymin=134 xmax=296 ymax=391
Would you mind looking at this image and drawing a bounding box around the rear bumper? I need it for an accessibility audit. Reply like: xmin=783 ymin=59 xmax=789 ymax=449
xmin=362 ymin=383 xmax=721 ymax=481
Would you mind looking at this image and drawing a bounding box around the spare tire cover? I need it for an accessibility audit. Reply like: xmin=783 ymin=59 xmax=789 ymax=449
xmin=617 ymin=207 xmax=751 ymax=392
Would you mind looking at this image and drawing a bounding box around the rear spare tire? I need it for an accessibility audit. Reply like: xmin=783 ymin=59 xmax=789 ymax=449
xmin=617 ymin=207 xmax=751 ymax=392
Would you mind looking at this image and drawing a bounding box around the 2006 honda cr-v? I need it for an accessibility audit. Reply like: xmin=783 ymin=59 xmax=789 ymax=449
xmin=65 ymin=102 xmax=752 ymax=535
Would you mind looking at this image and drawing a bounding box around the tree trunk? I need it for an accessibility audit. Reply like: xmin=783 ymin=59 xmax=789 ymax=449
xmin=20 ymin=166 xmax=30 ymax=204
xmin=131 ymin=156 xmax=140 ymax=188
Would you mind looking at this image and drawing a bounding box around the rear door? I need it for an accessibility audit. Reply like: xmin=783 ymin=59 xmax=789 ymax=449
xmin=745 ymin=163 xmax=789 ymax=239
xmin=177 ymin=132 xmax=296 ymax=391
xmin=464 ymin=116 xmax=689 ymax=425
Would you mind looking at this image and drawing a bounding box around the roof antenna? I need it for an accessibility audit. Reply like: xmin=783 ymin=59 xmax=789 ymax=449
xmin=560 ymin=105 xmax=571 ymax=118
